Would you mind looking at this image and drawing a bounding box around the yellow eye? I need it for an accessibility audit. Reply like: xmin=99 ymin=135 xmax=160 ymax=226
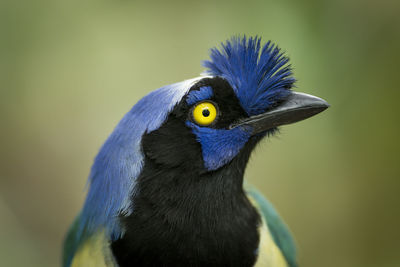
xmin=192 ymin=102 xmax=218 ymax=126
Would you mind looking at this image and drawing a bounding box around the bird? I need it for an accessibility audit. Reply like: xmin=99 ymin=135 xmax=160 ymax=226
xmin=63 ymin=36 xmax=329 ymax=267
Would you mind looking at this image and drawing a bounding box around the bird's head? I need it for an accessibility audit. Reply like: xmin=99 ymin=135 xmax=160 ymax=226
xmin=80 ymin=36 xmax=329 ymax=239
xmin=142 ymin=36 xmax=329 ymax=172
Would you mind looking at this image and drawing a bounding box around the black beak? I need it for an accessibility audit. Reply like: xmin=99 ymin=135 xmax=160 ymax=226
xmin=230 ymin=92 xmax=330 ymax=135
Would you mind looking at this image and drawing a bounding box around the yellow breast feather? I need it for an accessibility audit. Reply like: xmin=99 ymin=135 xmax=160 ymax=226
xmin=70 ymin=230 xmax=116 ymax=267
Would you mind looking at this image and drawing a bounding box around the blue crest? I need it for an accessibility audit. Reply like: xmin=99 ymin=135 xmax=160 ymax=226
xmin=203 ymin=36 xmax=296 ymax=116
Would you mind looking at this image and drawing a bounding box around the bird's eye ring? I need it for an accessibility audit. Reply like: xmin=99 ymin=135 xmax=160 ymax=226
xmin=192 ymin=101 xmax=218 ymax=126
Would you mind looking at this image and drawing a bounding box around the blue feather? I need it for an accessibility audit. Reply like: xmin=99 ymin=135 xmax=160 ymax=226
xmin=203 ymin=36 xmax=295 ymax=116
xmin=186 ymin=86 xmax=214 ymax=106
xmin=187 ymin=122 xmax=252 ymax=170
xmin=77 ymin=77 xmax=203 ymax=242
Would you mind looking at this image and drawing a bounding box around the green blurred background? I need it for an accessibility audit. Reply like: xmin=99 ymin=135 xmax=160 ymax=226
xmin=1 ymin=0 xmax=399 ymax=266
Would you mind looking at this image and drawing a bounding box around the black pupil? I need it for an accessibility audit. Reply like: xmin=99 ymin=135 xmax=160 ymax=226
xmin=202 ymin=109 xmax=210 ymax=117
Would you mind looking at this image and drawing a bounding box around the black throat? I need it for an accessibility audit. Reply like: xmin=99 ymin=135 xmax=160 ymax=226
xmin=111 ymin=77 xmax=263 ymax=266
xmin=111 ymin=138 xmax=262 ymax=267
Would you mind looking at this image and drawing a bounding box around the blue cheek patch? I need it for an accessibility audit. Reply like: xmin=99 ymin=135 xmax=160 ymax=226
xmin=187 ymin=122 xmax=252 ymax=170
xmin=186 ymin=86 xmax=214 ymax=106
